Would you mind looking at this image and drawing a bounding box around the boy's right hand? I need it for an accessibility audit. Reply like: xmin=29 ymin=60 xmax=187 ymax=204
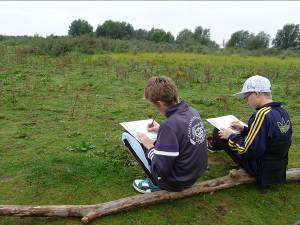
xmin=230 ymin=121 xmax=244 ymax=133
xmin=148 ymin=121 xmax=160 ymax=133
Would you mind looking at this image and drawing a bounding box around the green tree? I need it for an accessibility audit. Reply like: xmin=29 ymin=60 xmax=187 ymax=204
xmin=165 ymin=32 xmax=175 ymax=43
xmin=148 ymin=28 xmax=174 ymax=43
xmin=176 ymin=27 xmax=218 ymax=48
xmin=176 ymin=29 xmax=194 ymax=43
xmin=246 ymin=31 xmax=270 ymax=50
xmin=226 ymin=30 xmax=252 ymax=48
xmin=194 ymin=26 xmax=219 ymax=48
xmin=273 ymin=23 xmax=300 ymax=49
xmin=95 ymin=20 xmax=134 ymax=39
xmin=133 ymin=29 xmax=149 ymax=40
xmin=68 ymin=19 xmax=93 ymax=37
xmin=193 ymin=26 xmax=210 ymax=45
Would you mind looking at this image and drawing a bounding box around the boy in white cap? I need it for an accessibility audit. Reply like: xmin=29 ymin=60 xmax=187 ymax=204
xmin=208 ymin=75 xmax=292 ymax=188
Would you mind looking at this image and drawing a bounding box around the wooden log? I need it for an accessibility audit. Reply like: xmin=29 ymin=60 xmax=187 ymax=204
xmin=81 ymin=168 xmax=300 ymax=223
xmin=0 ymin=205 xmax=90 ymax=217
xmin=0 ymin=168 xmax=299 ymax=224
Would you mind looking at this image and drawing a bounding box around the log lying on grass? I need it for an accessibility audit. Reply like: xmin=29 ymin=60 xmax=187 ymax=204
xmin=0 ymin=168 xmax=299 ymax=224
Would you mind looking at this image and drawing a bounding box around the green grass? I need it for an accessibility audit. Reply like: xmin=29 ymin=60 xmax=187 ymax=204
xmin=0 ymin=49 xmax=299 ymax=225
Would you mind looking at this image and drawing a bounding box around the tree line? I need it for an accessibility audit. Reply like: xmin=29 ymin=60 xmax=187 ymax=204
xmin=68 ymin=19 xmax=300 ymax=50
xmin=68 ymin=19 xmax=217 ymax=47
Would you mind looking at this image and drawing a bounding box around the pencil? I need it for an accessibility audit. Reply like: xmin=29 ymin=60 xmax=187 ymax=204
xmin=150 ymin=112 xmax=158 ymax=127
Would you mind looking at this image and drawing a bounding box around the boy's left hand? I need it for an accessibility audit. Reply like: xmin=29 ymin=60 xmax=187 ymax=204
xmin=137 ymin=132 xmax=155 ymax=150
xmin=218 ymin=129 xmax=233 ymax=140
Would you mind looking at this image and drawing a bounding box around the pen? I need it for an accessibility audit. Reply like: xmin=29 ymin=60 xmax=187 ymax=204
xmin=150 ymin=112 xmax=158 ymax=128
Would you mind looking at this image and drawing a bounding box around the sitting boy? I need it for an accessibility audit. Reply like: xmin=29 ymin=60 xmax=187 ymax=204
xmin=209 ymin=75 xmax=292 ymax=188
xmin=122 ymin=76 xmax=208 ymax=193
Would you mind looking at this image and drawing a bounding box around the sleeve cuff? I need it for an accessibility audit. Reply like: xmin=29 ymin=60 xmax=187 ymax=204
xmin=239 ymin=126 xmax=248 ymax=136
xmin=147 ymin=147 xmax=155 ymax=161
xmin=229 ymin=133 xmax=238 ymax=141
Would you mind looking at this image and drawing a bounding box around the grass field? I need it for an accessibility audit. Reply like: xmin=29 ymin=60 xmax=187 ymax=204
xmin=0 ymin=47 xmax=299 ymax=225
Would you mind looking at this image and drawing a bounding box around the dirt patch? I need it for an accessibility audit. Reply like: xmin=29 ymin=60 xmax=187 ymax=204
xmin=0 ymin=176 xmax=13 ymax=182
xmin=215 ymin=203 xmax=230 ymax=216
xmin=279 ymin=191 xmax=289 ymax=203
xmin=208 ymin=156 xmax=229 ymax=165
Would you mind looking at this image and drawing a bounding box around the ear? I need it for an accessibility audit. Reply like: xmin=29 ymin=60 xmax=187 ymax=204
xmin=156 ymin=101 xmax=165 ymax=108
xmin=155 ymin=101 xmax=169 ymax=111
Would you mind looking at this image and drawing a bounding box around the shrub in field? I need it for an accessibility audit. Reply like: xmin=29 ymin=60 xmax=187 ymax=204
xmin=37 ymin=37 xmax=73 ymax=56
xmin=203 ymin=64 xmax=214 ymax=84
xmin=175 ymin=67 xmax=188 ymax=85
xmin=0 ymin=45 xmax=9 ymax=55
xmin=33 ymin=36 xmax=97 ymax=56
xmin=2 ymin=35 xmax=300 ymax=57
xmin=0 ymin=35 xmax=35 ymax=45
xmin=128 ymin=62 xmax=140 ymax=73
xmin=174 ymin=66 xmax=197 ymax=86
xmin=15 ymin=45 xmax=40 ymax=55
xmin=142 ymin=61 xmax=154 ymax=79
xmin=72 ymin=36 xmax=97 ymax=54
xmin=115 ymin=64 xmax=129 ymax=79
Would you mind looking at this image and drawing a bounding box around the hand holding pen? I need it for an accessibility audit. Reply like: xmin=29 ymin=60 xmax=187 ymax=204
xmin=230 ymin=121 xmax=244 ymax=133
xmin=148 ymin=113 xmax=160 ymax=133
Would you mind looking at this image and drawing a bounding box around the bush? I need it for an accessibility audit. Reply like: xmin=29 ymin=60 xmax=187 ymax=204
xmin=2 ymin=35 xmax=300 ymax=57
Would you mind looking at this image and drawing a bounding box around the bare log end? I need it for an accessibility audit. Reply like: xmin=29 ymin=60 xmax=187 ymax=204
xmin=81 ymin=216 xmax=89 ymax=224
xmin=82 ymin=212 xmax=97 ymax=225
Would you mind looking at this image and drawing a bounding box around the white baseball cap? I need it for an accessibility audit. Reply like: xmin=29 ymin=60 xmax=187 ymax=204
xmin=234 ymin=75 xmax=272 ymax=97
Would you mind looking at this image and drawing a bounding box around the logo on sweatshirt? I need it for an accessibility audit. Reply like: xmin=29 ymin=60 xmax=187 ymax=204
xmin=277 ymin=118 xmax=291 ymax=134
xmin=188 ymin=116 xmax=205 ymax=145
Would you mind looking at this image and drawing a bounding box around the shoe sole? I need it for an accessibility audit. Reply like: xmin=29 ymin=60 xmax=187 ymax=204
xmin=208 ymin=149 xmax=218 ymax=153
xmin=132 ymin=181 xmax=149 ymax=194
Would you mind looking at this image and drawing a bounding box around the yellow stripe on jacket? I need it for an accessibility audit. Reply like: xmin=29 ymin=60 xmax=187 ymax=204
xmin=245 ymin=107 xmax=271 ymax=146
xmin=228 ymin=107 xmax=271 ymax=154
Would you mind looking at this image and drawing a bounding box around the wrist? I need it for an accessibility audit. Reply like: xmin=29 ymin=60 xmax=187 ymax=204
xmin=147 ymin=145 xmax=155 ymax=151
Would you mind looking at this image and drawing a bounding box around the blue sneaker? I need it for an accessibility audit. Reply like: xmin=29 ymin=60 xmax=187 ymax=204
xmin=133 ymin=178 xmax=161 ymax=193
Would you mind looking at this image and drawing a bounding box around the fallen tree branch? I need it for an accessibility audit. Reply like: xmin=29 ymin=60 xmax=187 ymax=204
xmin=0 ymin=168 xmax=299 ymax=224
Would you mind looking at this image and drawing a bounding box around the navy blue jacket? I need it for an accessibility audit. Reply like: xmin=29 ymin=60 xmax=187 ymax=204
xmin=146 ymin=101 xmax=208 ymax=191
xmin=228 ymin=102 xmax=292 ymax=164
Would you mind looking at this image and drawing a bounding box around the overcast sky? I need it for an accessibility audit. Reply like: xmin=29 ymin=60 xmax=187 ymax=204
xmin=1 ymin=1 xmax=300 ymax=45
